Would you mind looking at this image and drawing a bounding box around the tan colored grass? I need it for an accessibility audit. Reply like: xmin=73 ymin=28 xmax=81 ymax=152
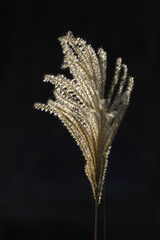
xmin=34 ymin=31 xmax=134 ymax=205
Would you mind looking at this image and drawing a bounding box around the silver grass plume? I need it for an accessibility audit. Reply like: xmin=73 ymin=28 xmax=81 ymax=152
xmin=34 ymin=31 xmax=134 ymax=204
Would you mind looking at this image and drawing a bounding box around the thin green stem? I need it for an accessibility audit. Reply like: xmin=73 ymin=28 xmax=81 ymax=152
xmin=103 ymin=186 xmax=106 ymax=240
xmin=94 ymin=202 xmax=98 ymax=240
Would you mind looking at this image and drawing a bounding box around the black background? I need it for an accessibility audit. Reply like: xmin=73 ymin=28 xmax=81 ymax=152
xmin=0 ymin=1 xmax=160 ymax=240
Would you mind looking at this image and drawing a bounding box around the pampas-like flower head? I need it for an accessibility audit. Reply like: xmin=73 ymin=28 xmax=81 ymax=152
xmin=34 ymin=31 xmax=134 ymax=204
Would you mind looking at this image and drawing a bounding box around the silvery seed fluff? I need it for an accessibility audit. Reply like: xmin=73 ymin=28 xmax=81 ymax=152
xmin=34 ymin=31 xmax=134 ymax=204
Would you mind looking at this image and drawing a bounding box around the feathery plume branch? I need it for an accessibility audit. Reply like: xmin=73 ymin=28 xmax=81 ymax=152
xmin=34 ymin=31 xmax=134 ymax=205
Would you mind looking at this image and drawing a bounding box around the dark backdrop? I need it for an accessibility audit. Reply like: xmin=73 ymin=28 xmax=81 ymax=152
xmin=0 ymin=1 xmax=160 ymax=240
